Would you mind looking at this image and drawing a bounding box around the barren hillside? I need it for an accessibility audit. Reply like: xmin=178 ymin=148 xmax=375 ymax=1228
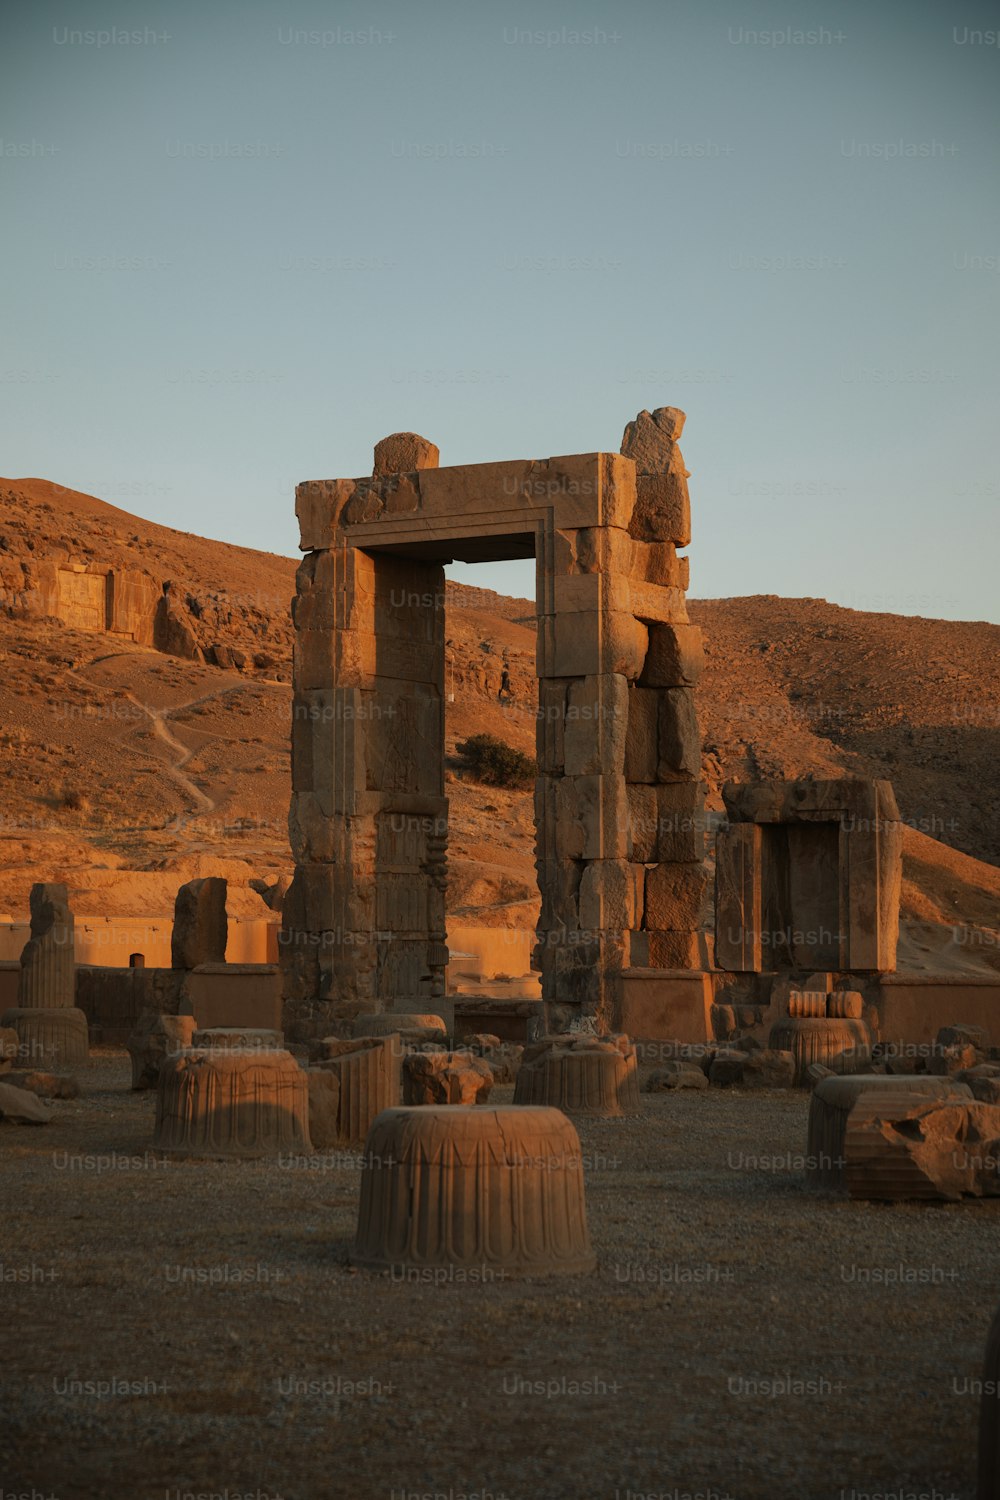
xmin=0 ymin=477 xmax=996 ymax=971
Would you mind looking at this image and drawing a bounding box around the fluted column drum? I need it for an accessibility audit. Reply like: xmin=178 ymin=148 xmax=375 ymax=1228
xmin=154 ymin=1041 xmax=311 ymax=1158
xmin=353 ymin=1105 xmax=596 ymax=1277
xmin=768 ymin=1016 xmax=872 ymax=1085
xmin=513 ymin=1037 xmax=640 ymax=1117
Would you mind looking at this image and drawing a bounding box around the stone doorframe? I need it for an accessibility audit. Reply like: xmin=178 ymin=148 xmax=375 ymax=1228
xmin=281 ymin=435 xmax=705 ymax=1036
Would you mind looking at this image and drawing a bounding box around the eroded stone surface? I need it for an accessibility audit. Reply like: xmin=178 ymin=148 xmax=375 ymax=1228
xmin=844 ymin=1092 xmax=1000 ymax=1201
xmin=806 ymin=1074 xmax=973 ymax=1190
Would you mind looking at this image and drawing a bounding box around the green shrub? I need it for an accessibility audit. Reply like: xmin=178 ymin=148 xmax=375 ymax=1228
xmin=455 ymin=733 xmax=535 ymax=789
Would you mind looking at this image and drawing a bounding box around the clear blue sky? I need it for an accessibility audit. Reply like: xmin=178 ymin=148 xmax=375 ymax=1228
xmin=2 ymin=0 xmax=998 ymax=620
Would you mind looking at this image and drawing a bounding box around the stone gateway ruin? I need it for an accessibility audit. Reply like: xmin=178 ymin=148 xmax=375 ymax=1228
xmin=280 ymin=410 xmax=704 ymax=1035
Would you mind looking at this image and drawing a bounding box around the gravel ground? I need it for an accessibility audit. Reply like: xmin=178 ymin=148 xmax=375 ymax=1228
xmin=1 ymin=1051 xmax=995 ymax=1500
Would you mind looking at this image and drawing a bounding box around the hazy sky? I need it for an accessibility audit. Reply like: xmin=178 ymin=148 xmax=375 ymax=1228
xmin=2 ymin=0 xmax=998 ymax=620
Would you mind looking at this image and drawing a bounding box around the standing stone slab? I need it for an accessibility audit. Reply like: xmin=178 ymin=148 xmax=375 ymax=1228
xmin=171 ymin=878 xmax=228 ymax=970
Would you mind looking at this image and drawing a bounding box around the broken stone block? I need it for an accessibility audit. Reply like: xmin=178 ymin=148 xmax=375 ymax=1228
xmin=126 ymin=1011 xmax=198 ymax=1089
xmin=514 ymin=1035 xmax=640 ymax=1117
xmin=154 ymin=1040 xmax=311 ymax=1158
xmin=403 ymin=1050 xmax=493 ymax=1106
xmin=640 ymin=624 xmax=704 ymax=688
xmin=630 ymin=471 xmax=691 ymax=547
xmin=353 ymin=1105 xmax=596 ymax=1276
xmin=1 ymin=1007 xmax=89 ymax=1069
xmin=807 ymin=1074 xmax=974 ymax=1190
xmin=956 ymin=1065 xmax=1000 ymax=1105
xmin=843 ymin=1092 xmax=1000 ymax=1202
xmin=620 ymin=406 xmax=686 ymax=465
xmin=657 ymin=689 xmax=701 ymax=781
xmin=17 ymin=882 xmax=75 ymax=1009
xmin=741 ymin=1050 xmax=796 ymax=1090
xmin=0 ymin=1081 xmax=54 ymax=1124
xmin=462 ymin=1038 xmax=523 ymax=1085
xmin=768 ymin=1017 xmax=872 ymax=1086
xmin=927 ymin=1043 xmax=983 ymax=1077
xmin=351 ymin=1013 xmax=446 ymax=1045
xmin=939 ymin=1023 xmax=989 ymax=1050
xmin=710 ymin=1004 xmax=738 ymax=1042
xmin=645 ymin=1062 xmax=708 ymax=1091
xmin=709 ymin=1050 xmax=749 ymax=1086
xmin=171 ymin=877 xmax=228 ymax=970
xmin=3 ymin=1071 xmax=79 ymax=1100
xmin=377 ymin=430 xmax=436 ymax=474
xmin=314 ymin=1035 xmax=402 ymax=1145
xmin=307 ymin=1068 xmax=342 ymax=1150
xmin=644 ymin=865 xmax=707 ymax=931
xmin=0 ymin=1027 xmax=19 ymax=1073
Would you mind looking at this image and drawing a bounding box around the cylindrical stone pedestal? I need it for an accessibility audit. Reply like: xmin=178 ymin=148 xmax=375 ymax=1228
xmin=806 ymin=1074 xmax=974 ymax=1188
xmin=154 ymin=1041 xmax=311 ymax=1158
xmin=513 ymin=1037 xmax=640 ymax=1117
xmin=353 ymin=1105 xmax=596 ymax=1276
xmin=1 ymin=1007 xmax=89 ymax=1068
xmin=768 ymin=1016 xmax=871 ymax=1085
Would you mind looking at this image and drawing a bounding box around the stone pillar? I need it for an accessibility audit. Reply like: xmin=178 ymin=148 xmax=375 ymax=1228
xmin=171 ymin=878 xmax=227 ymax=969
xmin=282 ymin=434 xmax=446 ymax=1032
xmin=535 ymin=411 xmax=705 ymax=1030
xmin=17 ymin=883 xmax=75 ymax=1008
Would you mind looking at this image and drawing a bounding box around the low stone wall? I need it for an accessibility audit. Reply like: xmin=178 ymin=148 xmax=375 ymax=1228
xmin=875 ymin=973 xmax=1000 ymax=1053
xmin=76 ymin=963 xmax=282 ymax=1043
xmin=0 ymin=915 xmax=280 ymax=967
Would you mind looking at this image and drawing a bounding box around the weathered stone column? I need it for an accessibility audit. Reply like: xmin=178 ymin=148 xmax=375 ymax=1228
xmin=282 ymin=434 xmax=446 ymax=1033
xmin=17 ymin=882 xmax=75 ymax=1008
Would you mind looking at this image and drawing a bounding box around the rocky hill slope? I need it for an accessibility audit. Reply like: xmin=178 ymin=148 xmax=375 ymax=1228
xmin=0 ymin=476 xmax=996 ymax=972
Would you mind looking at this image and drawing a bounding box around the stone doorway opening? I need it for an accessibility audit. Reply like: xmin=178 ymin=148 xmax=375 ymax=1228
xmin=282 ymin=422 xmax=703 ymax=1038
